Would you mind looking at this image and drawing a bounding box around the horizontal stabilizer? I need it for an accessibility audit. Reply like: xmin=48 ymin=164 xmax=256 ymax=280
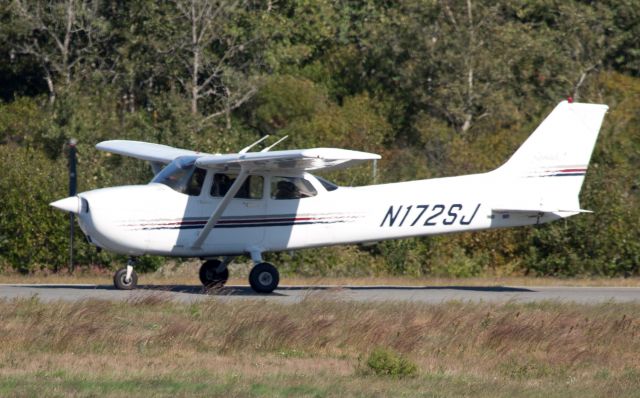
xmin=492 ymin=208 xmax=593 ymax=214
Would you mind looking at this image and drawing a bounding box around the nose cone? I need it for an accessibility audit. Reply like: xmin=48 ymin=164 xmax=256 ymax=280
xmin=50 ymin=196 xmax=81 ymax=214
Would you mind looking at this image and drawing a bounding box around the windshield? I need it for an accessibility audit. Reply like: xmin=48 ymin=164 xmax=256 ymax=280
xmin=151 ymin=156 xmax=205 ymax=195
xmin=314 ymin=175 xmax=339 ymax=191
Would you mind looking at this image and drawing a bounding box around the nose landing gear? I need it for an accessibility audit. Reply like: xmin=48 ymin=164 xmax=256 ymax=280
xmin=113 ymin=257 xmax=138 ymax=290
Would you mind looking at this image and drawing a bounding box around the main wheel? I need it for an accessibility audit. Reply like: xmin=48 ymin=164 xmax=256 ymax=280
xmin=113 ymin=267 xmax=138 ymax=290
xmin=199 ymin=259 xmax=230 ymax=288
xmin=249 ymin=262 xmax=279 ymax=293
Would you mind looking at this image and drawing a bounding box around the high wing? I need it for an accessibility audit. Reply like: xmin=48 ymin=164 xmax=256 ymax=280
xmin=195 ymin=148 xmax=381 ymax=172
xmin=192 ymin=148 xmax=380 ymax=249
xmin=96 ymin=140 xmax=208 ymax=164
xmin=97 ymin=140 xmax=380 ymax=172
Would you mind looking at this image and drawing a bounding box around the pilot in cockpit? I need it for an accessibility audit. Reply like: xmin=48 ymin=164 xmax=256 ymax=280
xmin=185 ymin=168 xmax=206 ymax=196
xmin=275 ymin=180 xmax=300 ymax=199
xmin=212 ymin=173 xmax=232 ymax=197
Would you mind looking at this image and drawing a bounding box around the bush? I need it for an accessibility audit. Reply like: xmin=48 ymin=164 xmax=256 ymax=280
xmin=0 ymin=145 xmax=69 ymax=271
xmin=135 ymin=255 xmax=165 ymax=273
xmin=361 ymin=347 xmax=418 ymax=378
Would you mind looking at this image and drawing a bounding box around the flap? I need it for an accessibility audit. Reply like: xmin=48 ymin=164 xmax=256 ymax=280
xmin=195 ymin=148 xmax=381 ymax=172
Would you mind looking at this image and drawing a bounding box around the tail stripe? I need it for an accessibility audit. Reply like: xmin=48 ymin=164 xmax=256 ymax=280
xmin=526 ymin=166 xmax=587 ymax=178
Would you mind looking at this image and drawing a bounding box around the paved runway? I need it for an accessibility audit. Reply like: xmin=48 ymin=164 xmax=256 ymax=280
xmin=1 ymin=284 xmax=640 ymax=304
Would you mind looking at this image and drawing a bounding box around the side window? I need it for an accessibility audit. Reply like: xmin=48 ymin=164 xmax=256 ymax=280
xmin=271 ymin=176 xmax=318 ymax=200
xmin=237 ymin=175 xmax=264 ymax=199
xmin=211 ymin=174 xmax=263 ymax=199
xmin=185 ymin=167 xmax=207 ymax=196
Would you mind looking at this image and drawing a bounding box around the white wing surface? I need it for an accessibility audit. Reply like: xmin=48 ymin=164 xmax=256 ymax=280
xmin=194 ymin=148 xmax=380 ymax=172
xmin=96 ymin=140 xmax=207 ymax=164
xmin=97 ymin=140 xmax=380 ymax=172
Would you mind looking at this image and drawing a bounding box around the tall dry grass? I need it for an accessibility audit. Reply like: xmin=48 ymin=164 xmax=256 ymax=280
xmin=0 ymin=296 xmax=639 ymax=380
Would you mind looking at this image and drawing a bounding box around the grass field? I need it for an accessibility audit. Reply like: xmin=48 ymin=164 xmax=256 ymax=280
xmin=0 ymin=295 xmax=639 ymax=397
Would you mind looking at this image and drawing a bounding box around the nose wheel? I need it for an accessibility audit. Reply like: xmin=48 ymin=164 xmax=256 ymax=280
xmin=113 ymin=258 xmax=138 ymax=290
xmin=249 ymin=262 xmax=279 ymax=293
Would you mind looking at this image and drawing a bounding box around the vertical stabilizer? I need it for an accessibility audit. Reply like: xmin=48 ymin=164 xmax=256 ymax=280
xmin=492 ymin=101 xmax=608 ymax=212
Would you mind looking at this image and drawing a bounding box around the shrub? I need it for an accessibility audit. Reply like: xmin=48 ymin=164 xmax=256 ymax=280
xmin=361 ymin=347 xmax=418 ymax=378
xmin=0 ymin=145 xmax=69 ymax=271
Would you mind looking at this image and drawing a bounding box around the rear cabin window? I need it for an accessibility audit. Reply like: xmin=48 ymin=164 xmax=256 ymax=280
xmin=271 ymin=176 xmax=318 ymax=200
xmin=210 ymin=174 xmax=263 ymax=199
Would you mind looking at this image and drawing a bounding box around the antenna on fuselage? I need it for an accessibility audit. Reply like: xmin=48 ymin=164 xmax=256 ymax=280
xmin=260 ymin=135 xmax=288 ymax=152
xmin=239 ymin=135 xmax=270 ymax=154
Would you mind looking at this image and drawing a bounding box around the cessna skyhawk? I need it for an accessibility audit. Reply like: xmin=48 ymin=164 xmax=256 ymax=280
xmin=50 ymin=101 xmax=608 ymax=293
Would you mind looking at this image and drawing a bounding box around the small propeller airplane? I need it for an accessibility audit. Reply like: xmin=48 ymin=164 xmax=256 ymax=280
xmin=50 ymin=100 xmax=608 ymax=293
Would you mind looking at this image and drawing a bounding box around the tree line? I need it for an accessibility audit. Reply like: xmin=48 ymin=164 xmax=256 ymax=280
xmin=0 ymin=0 xmax=638 ymax=276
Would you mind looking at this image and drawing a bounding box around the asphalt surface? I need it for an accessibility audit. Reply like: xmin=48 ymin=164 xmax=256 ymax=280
xmin=1 ymin=284 xmax=640 ymax=304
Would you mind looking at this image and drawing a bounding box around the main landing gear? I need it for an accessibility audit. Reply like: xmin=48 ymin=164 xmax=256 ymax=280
xmin=199 ymin=258 xmax=231 ymax=288
xmin=248 ymin=262 xmax=279 ymax=293
xmin=198 ymin=253 xmax=280 ymax=294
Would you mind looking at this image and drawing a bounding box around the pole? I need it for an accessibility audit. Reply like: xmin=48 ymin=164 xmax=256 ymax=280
xmin=68 ymin=138 xmax=77 ymax=274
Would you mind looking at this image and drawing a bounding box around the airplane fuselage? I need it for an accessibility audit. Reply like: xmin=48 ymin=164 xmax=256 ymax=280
xmin=75 ymin=170 xmax=562 ymax=258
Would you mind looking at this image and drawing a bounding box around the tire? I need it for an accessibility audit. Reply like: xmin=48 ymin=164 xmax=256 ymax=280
xmin=199 ymin=259 xmax=230 ymax=287
xmin=113 ymin=267 xmax=138 ymax=290
xmin=249 ymin=262 xmax=279 ymax=293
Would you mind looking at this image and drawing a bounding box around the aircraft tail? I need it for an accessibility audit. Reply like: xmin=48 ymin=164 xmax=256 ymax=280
xmin=491 ymin=101 xmax=608 ymax=213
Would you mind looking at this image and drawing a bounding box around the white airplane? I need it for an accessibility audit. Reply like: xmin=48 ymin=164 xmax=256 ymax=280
xmin=50 ymin=101 xmax=608 ymax=293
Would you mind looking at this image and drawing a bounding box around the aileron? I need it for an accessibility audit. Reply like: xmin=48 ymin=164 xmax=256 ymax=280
xmin=96 ymin=140 xmax=205 ymax=164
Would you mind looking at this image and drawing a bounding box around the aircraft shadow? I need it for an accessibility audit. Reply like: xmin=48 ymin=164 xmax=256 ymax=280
xmin=22 ymin=284 xmax=533 ymax=296
xmin=20 ymin=284 xmax=287 ymax=297
xmin=271 ymin=285 xmax=534 ymax=293
xmin=139 ymin=285 xmax=289 ymax=297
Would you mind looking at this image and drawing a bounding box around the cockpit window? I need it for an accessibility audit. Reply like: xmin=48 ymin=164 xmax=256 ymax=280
xmin=185 ymin=168 xmax=207 ymax=196
xmin=211 ymin=174 xmax=264 ymax=199
xmin=151 ymin=156 xmax=205 ymax=196
xmin=271 ymin=176 xmax=317 ymax=200
xmin=315 ymin=175 xmax=339 ymax=191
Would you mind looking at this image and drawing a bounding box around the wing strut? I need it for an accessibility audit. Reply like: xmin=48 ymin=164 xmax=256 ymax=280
xmin=191 ymin=167 xmax=249 ymax=249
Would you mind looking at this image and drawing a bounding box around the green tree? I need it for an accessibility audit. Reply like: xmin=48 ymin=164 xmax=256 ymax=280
xmin=10 ymin=0 xmax=108 ymax=103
